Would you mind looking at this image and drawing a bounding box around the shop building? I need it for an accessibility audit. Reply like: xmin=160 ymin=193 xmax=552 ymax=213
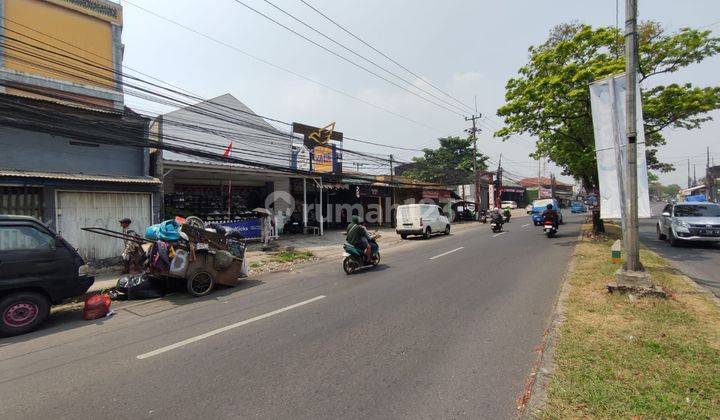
xmin=151 ymin=94 xmax=300 ymax=238
xmin=0 ymin=0 xmax=161 ymax=262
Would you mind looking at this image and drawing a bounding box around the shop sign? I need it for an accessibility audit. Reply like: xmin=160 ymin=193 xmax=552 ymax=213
xmin=422 ymin=190 xmax=439 ymax=199
xmin=292 ymin=122 xmax=343 ymax=148
xmin=312 ymin=145 xmax=334 ymax=173
xmin=503 ymin=186 xmax=525 ymax=193
xmin=539 ymin=187 xmax=553 ymax=198
xmin=295 ymin=145 xmax=310 ymax=172
xmin=218 ymin=218 xmax=262 ymax=239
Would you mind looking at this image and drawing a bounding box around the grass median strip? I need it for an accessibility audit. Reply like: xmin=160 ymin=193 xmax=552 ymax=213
xmin=539 ymin=224 xmax=720 ymax=418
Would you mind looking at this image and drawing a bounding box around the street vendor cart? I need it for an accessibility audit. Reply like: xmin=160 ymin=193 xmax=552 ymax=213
xmin=82 ymin=221 xmax=246 ymax=297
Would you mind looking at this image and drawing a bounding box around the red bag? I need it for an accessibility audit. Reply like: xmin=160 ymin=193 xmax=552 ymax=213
xmin=83 ymin=294 xmax=111 ymax=320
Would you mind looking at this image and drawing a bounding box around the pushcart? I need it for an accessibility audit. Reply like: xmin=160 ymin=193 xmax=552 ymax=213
xmin=82 ymin=225 xmax=246 ymax=297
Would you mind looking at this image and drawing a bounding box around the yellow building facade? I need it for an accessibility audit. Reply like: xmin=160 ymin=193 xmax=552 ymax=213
xmin=0 ymin=0 xmax=124 ymax=110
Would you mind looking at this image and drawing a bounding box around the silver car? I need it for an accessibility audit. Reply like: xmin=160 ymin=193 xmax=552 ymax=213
xmin=656 ymin=202 xmax=720 ymax=246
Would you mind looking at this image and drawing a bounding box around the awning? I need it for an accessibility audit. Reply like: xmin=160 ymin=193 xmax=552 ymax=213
xmin=0 ymin=169 xmax=161 ymax=184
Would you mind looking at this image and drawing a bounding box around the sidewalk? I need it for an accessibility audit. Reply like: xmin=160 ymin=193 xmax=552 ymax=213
xmin=85 ymin=220 xmax=490 ymax=294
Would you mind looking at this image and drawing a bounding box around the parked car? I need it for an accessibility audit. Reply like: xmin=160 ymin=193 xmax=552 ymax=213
xmin=0 ymin=215 xmax=94 ymax=336
xmin=530 ymin=198 xmax=564 ymax=225
xmin=396 ymin=204 xmax=450 ymax=239
xmin=501 ymin=201 xmax=518 ymax=209
xmin=570 ymin=201 xmax=587 ymax=213
xmin=656 ymin=202 xmax=720 ymax=246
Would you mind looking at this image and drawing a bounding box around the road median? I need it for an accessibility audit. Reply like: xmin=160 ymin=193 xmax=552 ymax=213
xmin=535 ymin=223 xmax=720 ymax=418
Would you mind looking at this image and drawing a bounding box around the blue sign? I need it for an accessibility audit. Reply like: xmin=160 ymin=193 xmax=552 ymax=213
xmin=218 ymin=218 xmax=262 ymax=239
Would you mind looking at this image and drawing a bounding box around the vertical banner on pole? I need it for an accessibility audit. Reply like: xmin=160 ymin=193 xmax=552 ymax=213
xmin=590 ymin=73 xmax=651 ymax=219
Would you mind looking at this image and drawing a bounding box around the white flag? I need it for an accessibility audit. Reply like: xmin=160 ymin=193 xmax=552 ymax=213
xmin=589 ymin=74 xmax=651 ymax=219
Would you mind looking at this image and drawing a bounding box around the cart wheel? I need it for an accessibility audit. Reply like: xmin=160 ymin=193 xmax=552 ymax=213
xmin=187 ymin=270 xmax=215 ymax=297
xmin=184 ymin=216 xmax=205 ymax=229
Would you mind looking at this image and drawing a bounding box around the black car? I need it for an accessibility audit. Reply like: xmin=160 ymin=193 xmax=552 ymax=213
xmin=0 ymin=215 xmax=94 ymax=336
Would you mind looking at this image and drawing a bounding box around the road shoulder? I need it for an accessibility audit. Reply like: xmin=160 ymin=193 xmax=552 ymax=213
xmin=530 ymin=223 xmax=720 ymax=418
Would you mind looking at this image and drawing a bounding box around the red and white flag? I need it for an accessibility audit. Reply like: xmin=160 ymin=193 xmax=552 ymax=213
xmin=223 ymin=141 xmax=233 ymax=157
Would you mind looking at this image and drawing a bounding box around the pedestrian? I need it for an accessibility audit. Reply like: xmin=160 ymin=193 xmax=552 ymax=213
xmin=119 ymin=218 xmax=143 ymax=274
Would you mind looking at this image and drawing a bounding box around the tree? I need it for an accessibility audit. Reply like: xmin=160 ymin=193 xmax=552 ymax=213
xmin=496 ymin=22 xmax=720 ymax=189
xmin=402 ymin=136 xmax=489 ymax=185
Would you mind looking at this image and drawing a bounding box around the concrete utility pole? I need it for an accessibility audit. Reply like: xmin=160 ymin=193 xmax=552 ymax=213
xmin=617 ymin=0 xmax=650 ymax=286
xmin=390 ymin=154 xmax=396 ymax=227
xmin=465 ymin=114 xmax=481 ymax=215
xmin=688 ymin=159 xmax=691 ymax=188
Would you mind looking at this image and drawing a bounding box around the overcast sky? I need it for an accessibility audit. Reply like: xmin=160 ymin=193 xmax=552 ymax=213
xmin=120 ymin=0 xmax=719 ymax=186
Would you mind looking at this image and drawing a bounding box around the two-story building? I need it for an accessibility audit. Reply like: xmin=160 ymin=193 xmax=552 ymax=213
xmin=0 ymin=0 xmax=160 ymax=262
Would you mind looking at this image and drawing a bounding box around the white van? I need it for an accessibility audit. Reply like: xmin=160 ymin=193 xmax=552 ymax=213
xmin=396 ymin=204 xmax=450 ymax=239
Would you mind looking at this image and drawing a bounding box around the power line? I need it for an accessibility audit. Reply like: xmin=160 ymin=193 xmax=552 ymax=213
xmin=118 ymin=1 xmax=447 ymax=134
xmin=0 ymin=28 xmax=421 ymax=160
xmin=297 ymin=0 xmax=475 ymax=114
xmin=228 ymin=0 xmax=467 ymax=118
xmin=259 ymin=0 xmax=472 ymax=116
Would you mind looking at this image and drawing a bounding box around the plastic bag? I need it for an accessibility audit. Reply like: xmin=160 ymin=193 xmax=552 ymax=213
xmin=145 ymin=220 xmax=181 ymax=241
xmin=83 ymin=294 xmax=111 ymax=320
xmin=115 ymin=272 xmax=164 ymax=300
xmin=169 ymin=249 xmax=188 ymax=276
xmin=240 ymin=257 xmax=248 ymax=278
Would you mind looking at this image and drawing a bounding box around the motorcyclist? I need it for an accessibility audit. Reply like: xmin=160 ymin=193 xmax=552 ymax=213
xmin=503 ymin=207 xmax=511 ymax=222
xmin=490 ymin=208 xmax=504 ymax=224
xmin=346 ymin=215 xmax=371 ymax=262
xmin=541 ymin=203 xmax=559 ymax=229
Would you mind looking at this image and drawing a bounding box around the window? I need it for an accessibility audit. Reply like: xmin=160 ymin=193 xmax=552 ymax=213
xmin=674 ymin=204 xmax=720 ymax=218
xmin=0 ymin=226 xmax=55 ymax=251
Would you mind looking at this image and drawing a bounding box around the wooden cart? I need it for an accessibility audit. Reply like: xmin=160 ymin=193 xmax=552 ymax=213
xmin=82 ymin=226 xmax=246 ymax=297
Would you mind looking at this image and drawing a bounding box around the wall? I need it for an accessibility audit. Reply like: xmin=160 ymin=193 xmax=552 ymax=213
xmin=0 ymin=125 xmax=147 ymax=177
xmin=0 ymin=0 xmax=123 ymax=109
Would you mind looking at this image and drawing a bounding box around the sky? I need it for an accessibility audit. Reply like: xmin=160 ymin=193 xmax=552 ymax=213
xmin=119 ymin=0 xmax=720 ymax=187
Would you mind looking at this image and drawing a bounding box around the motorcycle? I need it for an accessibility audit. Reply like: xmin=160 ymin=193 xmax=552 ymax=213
xmin=478 ymin=210 xmax=487 ymax=223
xmin=343 ymin=233 xmax=381 ymax=274
xmin=543 ymin=220 xmax=557 ymax=237
xmin=490 ymin=215 xmax=504 ymax=233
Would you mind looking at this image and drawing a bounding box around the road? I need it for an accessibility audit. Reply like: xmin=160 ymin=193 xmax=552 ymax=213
xmin=0 ymin=215 xmax=582 ymax=419
xmin=639 ymin=203 xmax=720 ymax=298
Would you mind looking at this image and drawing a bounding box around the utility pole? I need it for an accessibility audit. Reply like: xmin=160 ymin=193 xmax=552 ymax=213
xmin=465 ymin=114 xmax=481 ymax=215
xmin=618 ymin=0 xmax=649 ymax=286
xmin=497 ymin=154 xmax=503 ymax=207
xmin=538 ymin=158 xmax=542 ymax=199
xmin=688 ymin=159 xmax=691 ymax=188
xmin=551 ymin=173 xmax=556 ymax=198
xmin=389 ymin=154 xmax=396 ymax=227
xmin=693 ymin=164 xmax=697 ymax=187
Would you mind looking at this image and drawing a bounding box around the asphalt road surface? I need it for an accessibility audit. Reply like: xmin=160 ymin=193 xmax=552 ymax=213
xmin=0 ymin=215 xmax=582 ymax=419
xmin=639 ymin=202 xmax=720 ymax=298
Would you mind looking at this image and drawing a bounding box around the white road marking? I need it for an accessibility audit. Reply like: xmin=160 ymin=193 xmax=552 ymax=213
xmin=429 ymin=247 xmax=464 ymax=260
xmin=136 ymin=295 xmax=326 ymax=360
xmin=492 ymin=232 xmax=507 ymax=238
xmin=521 ymin=223 xmax=530 ymax=227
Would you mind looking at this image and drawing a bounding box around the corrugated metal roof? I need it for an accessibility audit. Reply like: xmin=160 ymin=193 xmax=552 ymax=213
xmin=0 ymin=169 xmax=161 ymax=184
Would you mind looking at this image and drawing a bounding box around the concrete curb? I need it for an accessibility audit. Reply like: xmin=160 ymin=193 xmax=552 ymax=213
xmin=518 ymin=225 xmax=582 ymax=418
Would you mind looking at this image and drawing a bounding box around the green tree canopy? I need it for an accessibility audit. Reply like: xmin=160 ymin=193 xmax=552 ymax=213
xmin=402 ymin=136 xmax=489 ymax=185
xmin=496 ymin=22 xmax=720 ymax=189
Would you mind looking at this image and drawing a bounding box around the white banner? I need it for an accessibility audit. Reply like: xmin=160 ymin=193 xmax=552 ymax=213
xmin=589 ymin=74 xmax=651 ymax=219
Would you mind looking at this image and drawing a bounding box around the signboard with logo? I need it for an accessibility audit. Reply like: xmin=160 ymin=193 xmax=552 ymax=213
xmin=292 ymin=122 xmax=343 ymax=175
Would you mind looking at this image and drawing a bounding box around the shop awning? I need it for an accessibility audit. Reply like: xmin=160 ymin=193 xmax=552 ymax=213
xmin=0 ymin=169 xmax=161 ymax=184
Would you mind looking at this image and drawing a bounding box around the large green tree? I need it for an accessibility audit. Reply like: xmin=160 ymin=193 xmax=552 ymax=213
xmin=496 ymin=22 xmax=720 ymax=189
xmin=402 ymin=136 xmax=489 ymax=185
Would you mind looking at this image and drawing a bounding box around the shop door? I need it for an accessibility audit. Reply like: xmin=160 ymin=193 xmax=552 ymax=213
xmin=57 ymin=191 xmax=152 ymax=261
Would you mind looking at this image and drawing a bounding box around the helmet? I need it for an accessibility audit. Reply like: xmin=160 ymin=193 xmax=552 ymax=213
xmin=546 ymin=204 xmax=553 ymax=209
xmin=351 ymin=215 xmax=361 ymax=224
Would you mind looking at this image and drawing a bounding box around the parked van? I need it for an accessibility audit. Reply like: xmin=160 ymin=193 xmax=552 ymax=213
xmin=0 ymin=215 xmax=94 ymax=336
xmin=396 ymin=204 xmax=450 ymax=239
